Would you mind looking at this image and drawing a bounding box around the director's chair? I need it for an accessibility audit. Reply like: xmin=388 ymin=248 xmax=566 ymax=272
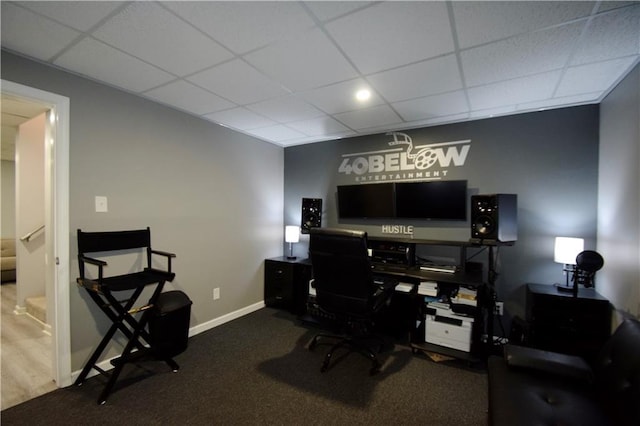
xmin=74 ymin=227 xmax=177 ymax=404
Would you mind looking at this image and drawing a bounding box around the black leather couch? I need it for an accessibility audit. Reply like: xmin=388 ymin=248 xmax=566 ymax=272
xmin=488 ymin=318 xmax=640 ymax=426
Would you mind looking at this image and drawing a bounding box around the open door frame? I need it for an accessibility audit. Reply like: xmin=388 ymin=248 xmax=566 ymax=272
xmin=2 ymin=79 xmax=71 ymax=387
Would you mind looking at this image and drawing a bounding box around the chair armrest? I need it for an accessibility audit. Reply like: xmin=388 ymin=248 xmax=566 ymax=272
xmin=150 ymin=249 xmax=176 ymax=274
xmin=77 ymin=255 xmax=108 ymax=291
xmin=504 ymin=344 xmax=594 ymax=383
xmin=150 ymin=249 xmax=176 ymax=258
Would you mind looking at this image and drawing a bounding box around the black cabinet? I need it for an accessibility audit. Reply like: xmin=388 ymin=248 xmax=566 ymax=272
xmin=526 ymin=283 xmax=611 ymax=362
xmin=264 ymin=257 xmax=311 ymax=315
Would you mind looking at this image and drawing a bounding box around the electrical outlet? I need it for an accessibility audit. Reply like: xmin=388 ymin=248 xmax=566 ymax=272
xmin=494 ymin=301 xmax=504 ymax=316
xmin=213 ymin=288 xmax=220 ymax=300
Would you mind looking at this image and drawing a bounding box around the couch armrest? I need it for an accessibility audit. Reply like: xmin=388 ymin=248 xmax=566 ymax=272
xmin=504 ymin=344 xmax=594 ymax=383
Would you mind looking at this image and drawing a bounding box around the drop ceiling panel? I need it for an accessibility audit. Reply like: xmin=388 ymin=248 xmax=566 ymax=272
xmin=19 ymin=1 xmax=125 ymax=32
xmin=325 ymin=2 xmax=454 ymax=74
xmin=244 ymin=28 xmax=359 ymax=91
xmin=571 ymin=6 xmax=640 ymax=65
xmin=1 ymin=3 xmax=80 ymax=61
xmin=368 ymin=54 xmax=463 ymax=102
xmin=93 ymin=2 xmax=233 ymax=76
xmin=287 ymin=116 xmax=352 ymax=137
xmin=298 ymin=79 xmax=384 ymax=114
xmin=468 ymin=71 xmax=562 ymax=110
xmin=393 ymin=91 xmax=469 ymax=122
xmin=204 ymin=107 xmax=276 ymax=131
xmin=304 ymin=1 xmax=375 ymax=22
xmin=144 ymin=80 xmax=235 ymax=116
xmin=245 ymin=125 xmax=306 ymax=142
xmin=246 ymin=96 xmax=324 ymax=123
xmin=54 ymin=38 xmax=175 ymax=93
xmin=334 ymin=104 xmax=403 ymax=130
xmin=556 ymin=58 xmax=638 ymax=97
xmin=453 ymin=1 xmax=594 ymax=49
xmin=187 ymin=59 xmax=290 ymax=105
xmin=165 ymin=1 xmax=316 ymax=55
xmin=462 ymin=23 xmax=584 ymax=87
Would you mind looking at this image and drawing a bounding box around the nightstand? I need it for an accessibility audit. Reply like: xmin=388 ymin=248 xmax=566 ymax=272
xmin=526 ymin=283 xmax=611 ymax=362
xmin=264 ymin=257 xmax=312 ymax=315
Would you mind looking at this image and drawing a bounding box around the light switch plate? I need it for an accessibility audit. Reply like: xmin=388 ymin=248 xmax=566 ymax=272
xmin=95 ymin=196 xmax=108 ymax=213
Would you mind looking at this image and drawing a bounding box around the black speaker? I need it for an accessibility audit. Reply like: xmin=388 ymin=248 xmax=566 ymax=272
xmin=470 ymin=194 xmax=517 ymax=242
xmin=301 ymin=198 xmax=322 ymax=234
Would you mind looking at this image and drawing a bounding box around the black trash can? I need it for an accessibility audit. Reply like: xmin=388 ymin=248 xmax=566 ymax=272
xmin=149 ymin=290 xmax=192 ymax=358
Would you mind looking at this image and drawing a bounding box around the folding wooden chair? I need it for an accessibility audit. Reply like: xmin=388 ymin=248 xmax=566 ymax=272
xmin=74 ymin=227 xmax=177 ymax=404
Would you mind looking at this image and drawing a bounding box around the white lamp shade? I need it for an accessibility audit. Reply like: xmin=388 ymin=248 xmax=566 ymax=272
xmin=554 ymin=237 xmax=584 ymax=264
xmin=285 ymin=226 xmax=300 ymax=243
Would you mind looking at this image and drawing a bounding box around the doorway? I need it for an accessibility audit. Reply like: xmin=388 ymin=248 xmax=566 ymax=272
xmin=1 ymin=80 xmax=71 ymax=398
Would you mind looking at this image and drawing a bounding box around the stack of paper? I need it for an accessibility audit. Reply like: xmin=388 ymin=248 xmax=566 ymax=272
xmin=452 ymin=286 xmax=477 ymax=306
xmin=418 ymin=281 xmax=438 ymax=296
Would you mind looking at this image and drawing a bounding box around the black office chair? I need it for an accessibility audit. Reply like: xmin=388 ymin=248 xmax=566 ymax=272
xmin=75 ymin=227 xmax=178 ymax=404
xmin=307 ymin=228 xmax=395 ymax=375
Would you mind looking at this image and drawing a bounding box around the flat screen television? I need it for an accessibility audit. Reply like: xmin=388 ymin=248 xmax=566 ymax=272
xmin=395 ymin=180 xmax=467 ymax=220
xmin=337 ymin=183 xmax=395 ymax=218
xmin=337 ymin=180 xmax=468 ymax=221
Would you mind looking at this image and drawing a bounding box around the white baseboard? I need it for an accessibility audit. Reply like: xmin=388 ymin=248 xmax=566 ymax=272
xmin=71 ymin=301 xmax=266 ymax=383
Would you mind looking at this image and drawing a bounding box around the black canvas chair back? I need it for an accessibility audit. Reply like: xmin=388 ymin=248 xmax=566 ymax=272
xmin=307 ymin=228 xmax=395 ymax=375
xmin=75 ymin=227 xmax=179 ymax=404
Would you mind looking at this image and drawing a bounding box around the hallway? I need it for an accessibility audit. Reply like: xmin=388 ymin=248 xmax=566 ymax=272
xmin=1 ymin=282 xmax=56 ymax=410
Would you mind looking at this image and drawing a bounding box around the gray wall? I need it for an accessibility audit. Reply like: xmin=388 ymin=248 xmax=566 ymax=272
xmin=2 ymin=51 xmax=284 ymax=369
xmin=285 ymin=105 xmax=600 ymax=319
xmin=598 ymin=63 xmax=640 ymax=319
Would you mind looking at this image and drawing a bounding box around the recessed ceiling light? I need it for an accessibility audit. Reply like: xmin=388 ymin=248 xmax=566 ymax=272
xmin=355 ymin=89 xmax=371 ymax=102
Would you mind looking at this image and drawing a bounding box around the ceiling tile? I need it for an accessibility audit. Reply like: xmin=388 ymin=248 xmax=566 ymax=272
xmin=517 ymin=93 xmax=601 ymax=112
xmin=556 ymin=58 xmax=638 ymax=97
xmin=245 ymin=125 xmax=306 ymax=143
xmin=93 ymin=2 xmax=233 ymax=76
xmin=393 ymin=91 xmax=469 ymax=122
xmin=204 ymin=107 xmax=276 ymax=131
xmin=304 ymin=1 xmax=375 ymax=22
xmin=298 ymin=78 xmax=384 ymax=114
xmin=247 ymin=96 xmax=324 ymax=123
xmin=187 ymin=59 xmax=290 ymax=105
xmin=462 ymin=23 xmax=584 ymax=87
xmin=144 ymin=80 xmax=235 ymax=116
xmin=54 ymin=38 xmax=174 ymax=93
xmin=468 ymin=71 xmax=562 ymax=110
xmin=164 ymin=1 xmax=316 ymax=55
xmin=244 ymin=28 xmax=358 ymax=91
xmin=325 ymin=2 xmax=454 ymax=74
xmin=19 ymin=1 xmax=125 ymax=32
xmin=334 ymin=104 xmax=403 ymax=131
xmin=368 ymin=55 xmax=462 ymax=103
xmin=453 ymin=1 xmax=594 ymax=49
xmin=1 ymin=3 xmax=80 ymax=61
xmin=571 ymin=4 xmax=640 ymax=65
xmin=286 ymin=116 xmax=352 ymax=137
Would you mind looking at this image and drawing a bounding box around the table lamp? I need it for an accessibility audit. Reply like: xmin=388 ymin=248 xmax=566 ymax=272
xmin=554 ymin=237 xmax=584 ymax=292
xmin=285 ymin=226 xmax=300 ymax=260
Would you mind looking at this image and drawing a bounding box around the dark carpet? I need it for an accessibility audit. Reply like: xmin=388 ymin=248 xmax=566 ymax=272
xmin=1 ymin=308 xmax=488 ymax=425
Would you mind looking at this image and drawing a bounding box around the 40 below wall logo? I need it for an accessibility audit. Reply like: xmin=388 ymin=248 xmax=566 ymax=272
xmin=338 ymin=132 xmax=471 ymax=182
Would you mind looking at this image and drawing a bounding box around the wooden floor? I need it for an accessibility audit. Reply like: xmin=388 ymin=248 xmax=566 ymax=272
xmin=1 ymin=282 xmax=57 ymax=410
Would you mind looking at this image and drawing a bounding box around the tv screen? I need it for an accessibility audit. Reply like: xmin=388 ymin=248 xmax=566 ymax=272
xmin=337 ymin=183 xmax=395 ymax=218
xmin=395 ymin=180 xmax=467 ymax=220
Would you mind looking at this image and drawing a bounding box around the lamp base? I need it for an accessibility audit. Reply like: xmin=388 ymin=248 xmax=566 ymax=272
xmin=554 ymin=283 xmax=579 ymax=296
xmin=286 ymin=256 xmax=297 ymax=260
